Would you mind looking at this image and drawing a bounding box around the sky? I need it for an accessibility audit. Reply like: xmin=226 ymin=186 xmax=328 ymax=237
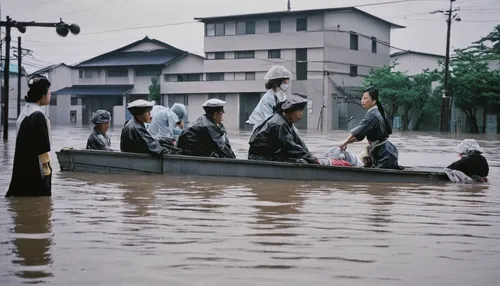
xmin=2 ymin=0 xmax=499 ymax=73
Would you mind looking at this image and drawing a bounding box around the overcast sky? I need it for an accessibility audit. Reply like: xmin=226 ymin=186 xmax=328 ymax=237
xmin=2 ymin=0 xmax=499 ymax=72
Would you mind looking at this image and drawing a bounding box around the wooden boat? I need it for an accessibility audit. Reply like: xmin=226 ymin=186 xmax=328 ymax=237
xmin=55 ymin=148 xmax=450 ymax=184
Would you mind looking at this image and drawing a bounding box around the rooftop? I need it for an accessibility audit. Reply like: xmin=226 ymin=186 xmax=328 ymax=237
xmin=391 ymin=50 xmax=445 ymax=58
xmin=75 ymin=36 xmax=202 ymax=68
xmin=195 ymin=7 xmax=405 ymax=29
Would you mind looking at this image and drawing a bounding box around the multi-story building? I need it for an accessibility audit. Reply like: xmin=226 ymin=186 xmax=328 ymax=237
xmin=163 ymin=7 xmax=403 ymax=130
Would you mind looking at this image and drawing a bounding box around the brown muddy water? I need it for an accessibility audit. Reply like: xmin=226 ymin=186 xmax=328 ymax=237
xmin=1 ymin=125 xmax=500 ymax=286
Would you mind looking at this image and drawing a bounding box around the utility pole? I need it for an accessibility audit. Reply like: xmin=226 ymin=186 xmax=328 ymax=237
xmin=13 ymin=38 xmax=32 ymax=117
xmin=1 ymin=16 xmax=80 ymax=141
xmin=431 ymin=0 xmax=460 ymax=132
xmin=17 ymin=36 xmax=21 ymax=117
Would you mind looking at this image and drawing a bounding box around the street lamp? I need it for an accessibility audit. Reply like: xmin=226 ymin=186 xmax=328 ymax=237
xmin=1 ymin=16 xmax=80 ymax=140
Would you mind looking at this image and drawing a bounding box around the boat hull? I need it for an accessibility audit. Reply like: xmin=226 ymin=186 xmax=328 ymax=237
xmin=55 ymin=149 xmax=450 ymax=184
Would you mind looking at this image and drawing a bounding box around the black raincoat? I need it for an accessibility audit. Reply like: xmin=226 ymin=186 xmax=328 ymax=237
xmin=351 ymin=106 xmax=401 ymax=169
xmin=120 ymin=118 xmax=180 ymax=156
xmin=177 ymin=114 xmax=236 ymax=159
xmin=248 ymin=113 xmax=318 ymax=164
xmin=86 ymin=128 xmax=113 ymax=151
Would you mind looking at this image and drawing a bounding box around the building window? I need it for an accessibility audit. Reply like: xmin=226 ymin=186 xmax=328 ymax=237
xmin=350 ymin=32 xmax=358 ymax=51
xmin=268 ymin=50 xmax=281 ymax=59
xmin=214 ymin=52 xmax=225 ymax=59
xmin=245 ymin=72 xmax=256 ymax=80
xmin=297 ymin=18 xmax=307 ymax=31
xmin=235 ymin=51 xmax=255 ymax=59
xmin=208 ymin=93 xmax=226 ymax=101
xmin=207 ymin=73 xmax=224 ymax=81
xmin=372 ymin=37 xmax=377 ymax=53
xmin=296 ymin=48 xmax=307 ymax=80
xmin=135 ymin=68 xmax=161 ymax=77
xmin=49 ymin=95 xmax=57 ymax=106
xmin=71 ymin=96 xmax=79 ymax=106
xmin=350 ymin=65 xmax=358 ymax=77
xmin=206 ymin=23 xmax=225 ymax=37
xmin=236 ymin=21 xmax=256 ymax=35
xmin=269 ymin=20 xmax=281 ymax=33
xmin=177 ymin=74 xmax=202 ymax=82
xmin=107 ymin=69 xmax=128 ymax=77
xmin=168 ymin=94 xmax=189 ymax=107
xmin=79 ymin=70 xmax=92 ymax=79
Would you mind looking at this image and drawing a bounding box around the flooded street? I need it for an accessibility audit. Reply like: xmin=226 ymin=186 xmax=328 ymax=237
xmin=1 ymin=125 xmax=500 ymax=285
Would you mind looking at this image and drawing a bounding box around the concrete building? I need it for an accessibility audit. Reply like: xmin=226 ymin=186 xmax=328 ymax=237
xmin=165 ymin=7 xmax=404 ymax=130
xmin=51 ymin=37 xmax=203 ymax=127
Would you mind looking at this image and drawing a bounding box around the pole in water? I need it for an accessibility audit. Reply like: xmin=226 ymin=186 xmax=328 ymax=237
xmin=17 ymin=36 xmax=21 ymax=117
xmin=2 ymin=17 xmax=11 ymax=141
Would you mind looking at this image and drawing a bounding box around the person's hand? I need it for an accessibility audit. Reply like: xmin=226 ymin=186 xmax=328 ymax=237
xmin=339 ymin=142 xmax=348 ymax=151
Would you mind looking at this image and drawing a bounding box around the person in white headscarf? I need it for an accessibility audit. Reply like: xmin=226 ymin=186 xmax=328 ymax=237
xmin=246 ymin=66 xmax=292 ymax=130
xmin=446 ymin=139 xmax=489 ymax=180
xmin=148 ymin=103 xmax=188 ymax=142
xmin=87 ymin=110 xmax=113 ymax=151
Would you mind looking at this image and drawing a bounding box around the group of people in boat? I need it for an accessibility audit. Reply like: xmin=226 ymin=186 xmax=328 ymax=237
xmin=6 ymin=68 xmax=491 ymax=197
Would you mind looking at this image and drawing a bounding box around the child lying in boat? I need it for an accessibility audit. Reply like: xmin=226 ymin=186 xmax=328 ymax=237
xmin=317 ymin=147 xmax=364 ymax=167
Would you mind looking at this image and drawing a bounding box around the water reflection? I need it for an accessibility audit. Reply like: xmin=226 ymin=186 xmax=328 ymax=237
xmin=7 ymin=197 xmax=53 ymax=283
xmin=121 ymin=179 xmax=157 ymax=218
xmin=250 ymin=181 xmax=304 ymax=231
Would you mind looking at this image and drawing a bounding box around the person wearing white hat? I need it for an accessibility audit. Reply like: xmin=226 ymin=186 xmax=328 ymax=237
xmin=120 ymin=99 xmax=177 ymax=156
xmin=86 ymin=110 xmax=113 ymax=151
xmin=177 ymin=98 xmax=236 ymax=159
xmin=248 ymin=93 xmax=318 ymax=164
xmin=246 ymin=66 xmax=292 ymax=130
xmin=447 ymin=139 xmax=489 ymax=179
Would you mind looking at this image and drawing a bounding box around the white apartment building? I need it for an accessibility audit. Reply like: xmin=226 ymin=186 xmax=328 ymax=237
xmin=163 ymin=7 xmax=404 ymax=130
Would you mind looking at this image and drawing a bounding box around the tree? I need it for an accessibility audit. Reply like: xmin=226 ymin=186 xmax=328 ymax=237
xmin=148 ymin=76 xmax=161 ymax=102
xmin=364 ymin=64 xmax=438 ymax=130
xmin=408 ymin=69 xmax=440 ymax=130
xmin=472 ymin=24 xmax=500 ymax=59
xmin=364 ymin=65 xmax=408 ymax=121
xmin=445 ymin=48 xmax=500 ymax=133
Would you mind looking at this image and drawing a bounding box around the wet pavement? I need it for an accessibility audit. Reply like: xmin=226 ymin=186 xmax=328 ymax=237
xmin=1 ymin=125 xmax=500 ymax=285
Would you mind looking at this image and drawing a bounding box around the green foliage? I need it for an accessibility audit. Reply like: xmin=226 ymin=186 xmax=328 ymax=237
xmin=444 ymin=47 xmax=500 ymax=132
xmin=472 ymin=24 xmax=500 ymax=59
xmin=363 ymin=64 xmax=439 ymax=130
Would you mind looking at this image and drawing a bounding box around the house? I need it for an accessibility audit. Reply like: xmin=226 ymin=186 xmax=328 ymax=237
xmin=164 ymin=6 xmax=404 ymax=130
xmin=29 ymin=63 xmax=74 ymax=124
xmin=390 ymin=50 xmax=444 ymax=75
xmin=0 ymin=63 xmax=29 ymax=122
xmin=51 ymin=37 xmax=204 ymax=126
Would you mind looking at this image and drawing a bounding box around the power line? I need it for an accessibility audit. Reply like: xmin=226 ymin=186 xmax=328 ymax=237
xmin=80 ymin=21 xmax=199 ymax=36
xmin=24 ymin=0 xmax=66 ymax=9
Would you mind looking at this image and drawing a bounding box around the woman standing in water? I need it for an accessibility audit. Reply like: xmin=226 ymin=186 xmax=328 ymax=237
xmin=6 ymin=74 xmax=53 ymax=197
xmin=339 ymin=86 xmax=401 ymax=170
